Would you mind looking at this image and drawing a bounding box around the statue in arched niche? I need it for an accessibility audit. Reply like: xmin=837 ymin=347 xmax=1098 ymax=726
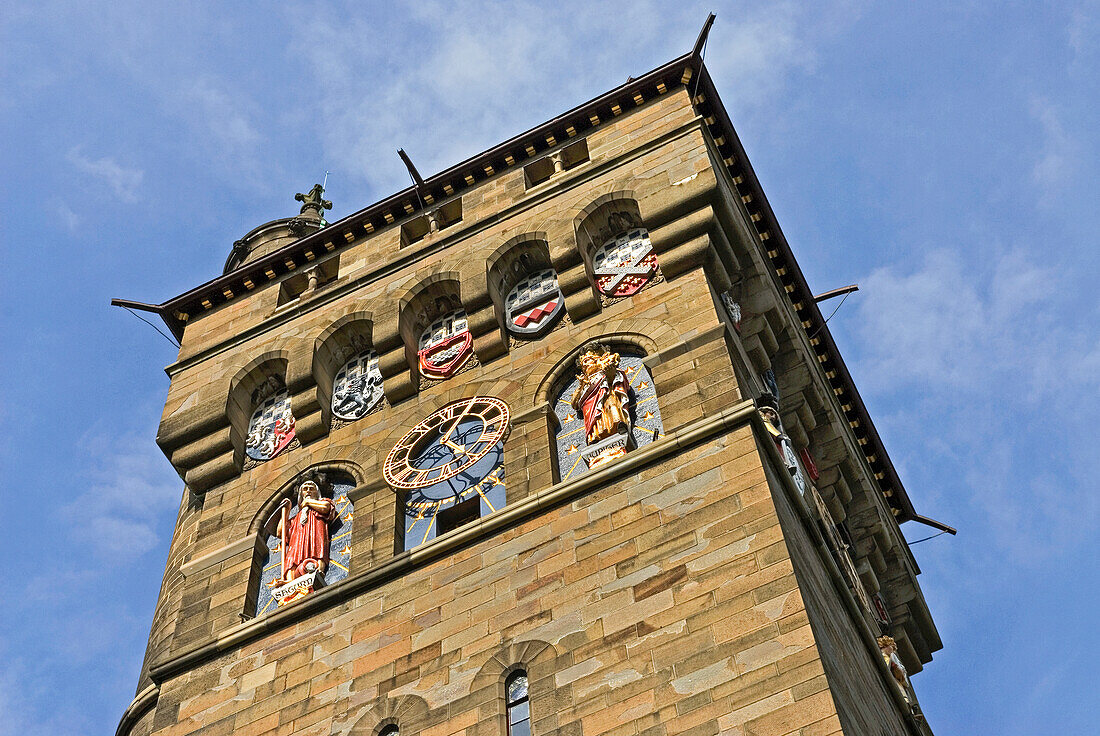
xmin=254 ymin=474 xmax=354 ymax=615
xmin=877 ymin=636 xmax=912 ymax=703
xmin=266 ymin=478 xmax=338 ymax=606
xmin=570 ymin=343 xmax=633 ymax=469
xmin=757 ymin=391 xmax=807 ymax=497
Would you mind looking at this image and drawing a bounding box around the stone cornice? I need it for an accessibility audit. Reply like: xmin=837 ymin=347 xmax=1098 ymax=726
xmin=136 ymin=50 xmax=919 ymax=525
xmin=162 ymin=119 xmax=707 ymax=377
xmin=140 ymin=53 xmax=697 ymax=340
xmin=687 ymin=63 xmax=918 ymax=522
xmin=115 ymin=683 xmax=158 ymax=736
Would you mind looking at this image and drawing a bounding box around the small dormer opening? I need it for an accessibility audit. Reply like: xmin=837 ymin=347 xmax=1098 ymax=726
xmin=277 ymin=256 xmax=339 ymax=306
xmin=524 ymin=138 xmax=589 ymax=189
xmin=435 ymin=497 xmax=480 ymax=537
xmin=400 ymin=198 xmax=463 ymax=247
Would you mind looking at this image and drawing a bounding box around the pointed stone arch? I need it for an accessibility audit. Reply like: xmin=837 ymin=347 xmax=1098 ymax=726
xmin=529 ymin=329 xmax=665 ymax=407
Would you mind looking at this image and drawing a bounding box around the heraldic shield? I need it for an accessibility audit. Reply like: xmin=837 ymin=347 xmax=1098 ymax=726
xmin=331 ymin=349 xmax=385 ymax=421
xmin=592 ymin=228 xmax=659 ymax=297
xmin=246 ymin=389 xmax=296 ymax=461
xmin=418 ymin=310 xmax=473 ymax=379
xmin=505 ymin=268 xmax=564 ymax=337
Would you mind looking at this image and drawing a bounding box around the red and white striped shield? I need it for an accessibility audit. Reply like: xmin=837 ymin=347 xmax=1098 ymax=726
xmin=418 ymin=310 xmax=473 ymax=379
xmin=505 ymin=269 xmax=564 ymax=336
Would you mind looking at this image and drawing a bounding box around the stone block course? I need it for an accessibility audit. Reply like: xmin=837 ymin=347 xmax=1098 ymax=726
xmin=138 ymin=420 xmax=864 ymax=736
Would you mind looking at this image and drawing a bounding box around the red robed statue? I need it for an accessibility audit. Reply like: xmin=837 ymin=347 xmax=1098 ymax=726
xmin=277 ymin=480 xmax=338 ymax=582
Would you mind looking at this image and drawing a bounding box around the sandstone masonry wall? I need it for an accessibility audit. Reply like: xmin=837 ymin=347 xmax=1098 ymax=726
xmin=147 ymin=426 xmax=846 ymax=736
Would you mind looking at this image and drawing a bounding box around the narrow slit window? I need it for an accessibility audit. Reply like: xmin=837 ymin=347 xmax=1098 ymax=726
xmin=506 ymin=671 xmax=531 ymax=736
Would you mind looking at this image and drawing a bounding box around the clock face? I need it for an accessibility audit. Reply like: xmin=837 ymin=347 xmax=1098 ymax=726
xmin=385 ymin=396 xmax=510 ymax=550
xmin=384 ymin=396 xmax=509 ymax=489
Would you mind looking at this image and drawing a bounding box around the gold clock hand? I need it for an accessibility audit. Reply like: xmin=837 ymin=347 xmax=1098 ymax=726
xmin=441 ymin=439 xmax=470 ymax=456
xmin=440 ymin=399 xmax=477 ymax=447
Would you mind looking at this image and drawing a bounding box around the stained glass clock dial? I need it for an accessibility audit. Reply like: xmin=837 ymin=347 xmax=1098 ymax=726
xmin=384 ymin=396 xmax=509 ymax=550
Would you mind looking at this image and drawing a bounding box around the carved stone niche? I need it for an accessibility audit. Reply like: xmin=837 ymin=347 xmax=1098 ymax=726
xmin=575 ymin=197 xmax=644 ymax=265
xmin=488 ymin=238 xmax=567 ymax=341
xmin=399 ymin=279 xmax=474 ymax=385
xmin=313 ymin=316 xmax=382 ymax=429
xmin=575 ymin=197 xmax=662 ymax=302
xmin=227 ymin=357 xmax=293 ymax=469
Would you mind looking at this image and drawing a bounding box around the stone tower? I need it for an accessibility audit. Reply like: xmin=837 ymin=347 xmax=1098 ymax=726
xmin=116 ymin=31 xmax=943 ymax=736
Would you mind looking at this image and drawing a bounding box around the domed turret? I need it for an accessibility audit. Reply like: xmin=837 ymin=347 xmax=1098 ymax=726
xmin=222 ymin=185 xmax=331 ymax=274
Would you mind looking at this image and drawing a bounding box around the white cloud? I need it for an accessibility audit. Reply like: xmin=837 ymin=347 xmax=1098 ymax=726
xmin=286 ymin=1 xmax=843 ymax=198
xmin=853 ymin=247 xmax=1098 ymax=400
xmin=67 ymin=147 xmax=144 ymax=203
xmin=701 ymin=1 xmax=819 ymax=104
xmin=1067 ymin=4 xmax=1097 ymax=64
xmin=62 ymin=433 xmax=181 ymax=561
xmin=52 ymin=199 xmax=80 ymax=231
xmin=1029 ymin=96 xmax=1081 ymax=200
xmin=179 ymin=77 xmax=262 ymax=159
xmin=853 ymin=247 xmax=1100 ymax=561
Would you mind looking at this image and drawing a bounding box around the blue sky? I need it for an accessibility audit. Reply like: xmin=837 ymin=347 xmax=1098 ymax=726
xmin=1 ymin=2 xmax=1097 ymax=733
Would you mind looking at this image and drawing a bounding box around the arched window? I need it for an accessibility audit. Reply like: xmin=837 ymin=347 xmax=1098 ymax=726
xmin=488 ymin=238 xmax=566 ymax=340
xmin=398 ymin=278 xmax=472 ymax=385
xmin=575 ymin=197 xmax=659 ymax=299
xmin=379 ymin=725 xmax=399 ymax=736
xmin=506 ymin=671 xmax=531 ymax=736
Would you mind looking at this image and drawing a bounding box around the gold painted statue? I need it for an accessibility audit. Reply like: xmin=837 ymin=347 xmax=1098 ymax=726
xmin=570 ymin=343 xmax=632 ymax=468
xmin=877 ymin=635 xmax=911 ymax=703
